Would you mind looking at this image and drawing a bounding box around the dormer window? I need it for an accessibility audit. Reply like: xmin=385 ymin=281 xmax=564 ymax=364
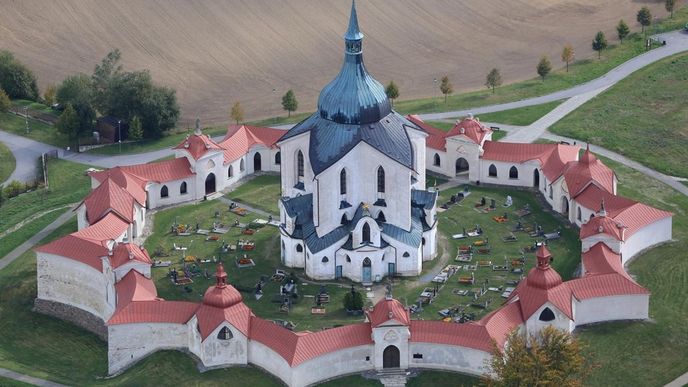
xmin=217 ymin=326 xmax=233 ymax=340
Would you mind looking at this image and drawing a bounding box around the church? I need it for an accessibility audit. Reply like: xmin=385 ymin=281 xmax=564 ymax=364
xmin=276 ymin=3 xmax=437 ymax=283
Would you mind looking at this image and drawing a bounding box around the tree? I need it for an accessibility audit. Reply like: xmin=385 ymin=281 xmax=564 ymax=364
xmin=55 ymin=104 xmax=81 ymax=145
xmin=43 ymin=84 xmax=57 ymax=106
xmin=592 ymin=31 xmax=608 ymax=59
xmin=56 ymin=74 xmax=95 ymax=136
xmin=637 ymin=6 xmax=652 ymax=34
xmin=484 ymin=326 xmax=593 ymax=387
xmin=91 ymin=49 xmax=122 ymax=113
xmin=230 ymin=102 xmax=244 ymax=124
xmin=282 ymin=89 xmax=298 ymax=117
xmin=561 ymin=44 xmax=575 ymax=72
xmin=343 ymin=287 xmax=364 ymax=311
xmin=617 ymin=19 xmax=630 ymax=43
xmin=439 ymin=76 xmax=453 ymax=103
xmin=128 ymin=115 xmax=143 ymax=141
xmin=485 ymin=68 xmax=502 ymax=93
xmin=0 ymin=50 xmax=39 ymax=100
xmin=385 ymin=80 xmax=399 ymax=105
xmin=536 ymin=56 xmax=552 ymax=82
xmin=666 ymin=0 xmax=676 ymax=18
xmin=0 ymin=89 xmax=10 ymax=112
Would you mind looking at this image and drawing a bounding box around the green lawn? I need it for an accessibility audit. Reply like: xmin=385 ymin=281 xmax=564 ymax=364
xmin=11 ymin=99 xmax=58 ymax=118
xmin=0 ymin=158 xmax=92 ymax=235
xmin=0 ymin=112 xmax=67 ymax=148
xmin=0 ymin=376 xmax=34 ymax=387
xmin=226 ymin=175 xmax=282 ymax=215
xmin=477 ymin=100 xmax=562 ymax=126
xmin=550 ymin=52 xmax=688 ymax=178
xmin=0 ymin=141 xmax=15 ymax=183
xmin=0 ymin=208 xmax=64 ymax=259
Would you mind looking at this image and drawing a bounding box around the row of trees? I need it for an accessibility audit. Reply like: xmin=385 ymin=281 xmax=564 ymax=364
xmin=228 ymin=89 xmax=298 ymax=125
xmin=55 ymin=49 xmax=179 ymax=144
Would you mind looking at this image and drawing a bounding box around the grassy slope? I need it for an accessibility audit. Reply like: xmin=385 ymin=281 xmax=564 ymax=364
xmin=578 ymin=155 xmax=688 ymax=386
xmin=227 ymin=175 xmax=282 ymax=215
xmin=550 ymin=52 xmax=688 ymax=177
xmin=0 ymin=209 xmax=64 ymax=259
xmin=477 ymin=100 xmax=562 ymax=126
xmin=0 ymin=141 xmax=16 ymax=183
xmin=0 ymin=158 xmax=92 ymax=234
xmin=0 ymin=112 xmax=66 ymax=147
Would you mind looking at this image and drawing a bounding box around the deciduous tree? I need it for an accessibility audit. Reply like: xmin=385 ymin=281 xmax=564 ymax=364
xmin=56 ymin=104 xmax=81 ymax=145
xmin=592 ymin=31 xmax=608 ymax=59
xmin=439 ymin=76 xmax=453 ymax=103
xmin=282 ymin=89 xmax=298 ymax=117
xmin=43 ymin=84 xmax=57 ymax=106
xmin=0 ymin=50 xmax=39 ymax=100
xmin=385 ymin=80 xmax=399 ymax=105
xmin=537 ymin=56 xmax=552 ymax=81
xmin=561 ymin=44 xmax=575 ymax=72
xmin=56 ymin=74 xmax=95 ymax=136
xmin=92 ymin=49 xmax=122 ymax=113
xmin=637 ymin=6 xmax=652 ymax=34
xmin=0 ymin=89 xmax=10 ymax=112
xmin=485 ymin=68 xmax=502 ymax=93
xmin=665 ymin=0 xmax=676 ymax=18
xmin=230 ymin=102 xmax=244 ymax=124
xmin=128 ymin=115 xmax=143 ymax=141
xmin=617 ymin=19 xmax=630 ymax=43
xmin=484 ymin=326 xmax=593 ymax=387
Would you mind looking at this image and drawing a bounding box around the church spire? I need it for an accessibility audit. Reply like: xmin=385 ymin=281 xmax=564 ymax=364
xmin=344 ymin=0 xmax=364 ymax=54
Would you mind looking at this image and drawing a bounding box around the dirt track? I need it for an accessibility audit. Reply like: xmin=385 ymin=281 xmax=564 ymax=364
xmin=0 ymin=0 xmax=669 ymax=124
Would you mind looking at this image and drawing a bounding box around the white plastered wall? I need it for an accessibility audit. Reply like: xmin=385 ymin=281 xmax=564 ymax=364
xmin=408 ymin=343 xmax=490 ymax=376
xmin=573 ymin=294 xmax=649 ymax=326
xmin=108 ymin=322 xmax=189 ymax=375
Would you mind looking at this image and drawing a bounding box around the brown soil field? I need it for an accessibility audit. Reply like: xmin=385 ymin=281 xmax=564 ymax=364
xmin=0 ymin=0 xmax=669 ymax=124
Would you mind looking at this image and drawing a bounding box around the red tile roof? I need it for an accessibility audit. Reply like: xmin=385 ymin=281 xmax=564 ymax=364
xmin=478 ymin=300 xmax=525 ymax=348
xmin=366 ymin=298 xmax=410 ymax=327
xmin=174 ymin=133 xmax=223 ymax=160
xmin=580 ymin=214 xmax=626 ymax=241
xmin=110 ymin=243 xmax=152 ymax=269
xmin=108 ymin=300 xmax=198 ymax=325
xmin=196 ymin=302 xmax=253 ymax=340
xmin=35 ymin=234 xmax=109 ymax=271
xmin=89 ymin=168 xmax=147 ymax=205
xmin=407 ymin=115 xmax=492 ymax=151
xmin=566 ymin=273 xmax=649 ymax=299
xmin=563 ymin=148 xmax=616 ymax=197
xmin=409 ymin=320 xmax=494 ymax=352
xmin=574 ymin=185 xmax=636 ymax=216
xmin=249 ymin=317 xmax=373 ymax=366
xmin=115 ymin=270 xmax=158 ymax=307
xmin=117 ymin=158 xmax=195 ymax=184
xmin=582 ymin=242 xmax=626 ymax=277
xmin=73 ymin=212 xmax=129 ymax=243
xmin=482 ymin=142 xmax=580 ymax=181
xmin=218 ymin=125 xmax=285 ymax=164
xmin=81 ymin=178 xmax=137 ymax=224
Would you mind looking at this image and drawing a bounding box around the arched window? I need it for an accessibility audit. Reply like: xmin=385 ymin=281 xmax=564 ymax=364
xmin=433 ymin=153 xmax=441 ymax=166
xmin=240 ymin=159 xmax=245 ymax=172
xmin=549 ymin=185 xmax=553 ymax=199
xmin=321 ymin=256 xmax=329 ymax=263
xmin=377 ymin=167 xmax=385 ymax=193
xmin=180 ymin=182 xmax=187 ymax=195
xmin=362 ymin=223 xmax=371 ymax=243
xmin=539 ymin=307 xmax=556 ymax=322
xmin=296 ymin=244 xmax=303 ymax=253
xmin=509 ymin=166 xmax=519 ymax=179
xmin=422 ymin=237 xmax=426 ymax=246
xmin=377 ymin=211 xmax=386 ymax=223
xmin=275 ymin=151 xmax=281 ymax=165
xmin=340 ymin=169 xmax=347 ymax=195
xmin=488 ymin=164 xmax=497 ymax=177
xmin=341 ymin=213 xmax=348 ymax=225
xmin=577 ymin=207 xmax=582 ymax=221
xmin=217 ymin=326 xmax=233 ymax=340
xmin=346 ymin=255 xmax=351 ymax=263
xmin=160 ymin=185 xmax=169 ymax=198
xmin=228 ymin=165 xmax=233 ymax=178
xmin=403 ymin=252 xmax=410 ymax=258
xmin=297 ymin=151 xmax=304 ymax=179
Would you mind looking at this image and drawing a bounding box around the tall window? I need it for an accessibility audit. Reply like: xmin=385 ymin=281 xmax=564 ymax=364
xmin=217 ymin=326 xmax=233 ymax=340
xmin=362 ymin=223 xmax=371 ymax=243
xmin=240 ymin=159 xmax=245 ymax=172
xmin=297 ymin=151 xmax=304 ymax=179
xmin=509 ymin=166 xmax=519 ymax=179
xmin=488 ymin=164 xmax=497 ymax=177
xmin=340 ymin=169 xmax=347 ymax=195
xmin=577 ymin=207 xmax=582 ymax=221
xmin=377 ymin=166 xmax=385 ymax=193
xmin=275 ymin=151 xmax=281 ymax=165
xmin=433 ymin=153 xmax=441 ymax=166
xmin=549 ymin=185 xmax=553 ymax=199
xmin=180 ymin=182 xmax=187 ymax=195
xmin=228 ymin=165 xmax=233 ymax=178
xmin=377 ymin=211 xmax=386 ymax=222
xmin=160 ymin=185 xmax=169 ymax=198
xmin=341 ymin=213 xmax=348 ymax=225
xmin=296 ymin=244 xmax=303 ymax=253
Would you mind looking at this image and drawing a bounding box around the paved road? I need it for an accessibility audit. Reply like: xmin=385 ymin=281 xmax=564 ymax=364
xmin=665 ymin=372 xmax=688 ymax=387
xmin=0 ymin=130 xmax=60 ymax=186
xmin=0 ymin=367 xmax=67 ymax=387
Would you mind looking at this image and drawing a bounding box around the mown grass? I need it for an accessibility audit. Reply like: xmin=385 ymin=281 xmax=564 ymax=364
xmin=0 ymin=141 xmax=15 ymax=183
xmin=0 ymin=112 xmax=66 ymax=148
xmin=550 ymin=52 xmax=688 ymax=178
xmin=477 ymin=100 xmax=563 ymax=126
xmin=0 ymin=158 xmax=92 ymax=234
xmin=0 ymin=208 xmax=64 ymax=259
xmin=227 ymin=175 xmax=282 ymax=215
xmin=11 ymin=99 xmax=58 ymax=117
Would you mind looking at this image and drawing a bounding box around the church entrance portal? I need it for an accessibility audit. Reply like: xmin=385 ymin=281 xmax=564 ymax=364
xmin=254 ymin=152 xmax=262 ymax=172
xmin=362 ymin=257 xmax=372 ymax=283
xmin=455 ymin=158 xmax=469 ymax=175
xmin=383 ymin=345 xmax=400 ymax=368
xmin=205 ymin=173 xmax=216 ymax=195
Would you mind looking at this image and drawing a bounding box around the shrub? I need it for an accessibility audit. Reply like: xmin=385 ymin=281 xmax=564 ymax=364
xmin=344 ymin=287 xmax=364 ymax=310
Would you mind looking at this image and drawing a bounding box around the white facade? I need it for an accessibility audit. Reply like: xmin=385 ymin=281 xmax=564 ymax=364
xmin=408 ymin=343 xmax=490 ymax=376
xmin=573 ymin=295 xmax=650 ymax=326
xmin=108 ymin=322 xmax=189 ymax=374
